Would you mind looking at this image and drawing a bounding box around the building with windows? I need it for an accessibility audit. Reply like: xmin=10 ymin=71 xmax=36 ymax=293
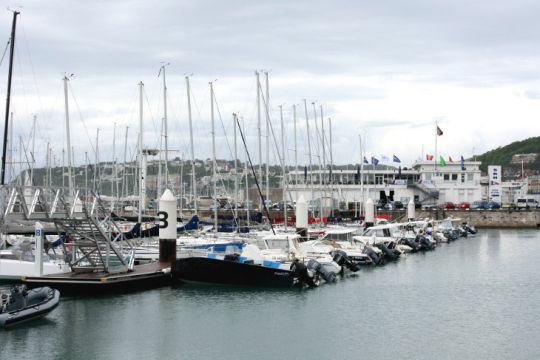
xmin=286 ymin=160 xmax=482 ymax=211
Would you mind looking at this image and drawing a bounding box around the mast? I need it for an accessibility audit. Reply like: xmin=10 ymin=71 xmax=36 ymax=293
xmin=85 ymin=151 xmax=88 ymax=190
xmin=210 ymin=81 xmax=218 ymax=233
xmin=63 ymin=76 xmax=73 ymax=194
xmin=157 ymin=117 xmax=163 ymax=198
xmin=312 ymin=102 xmax=323 ymax=223
xmin=138 ymin=81 xmax=144 ymax=227
xmin=7 ymin=113 xmax=13 ymax=183
xmin=243 ymin=117 xmax=250 ymax=228
xmin=293 ymin=104 xmax=298 ymax=186
xmin=264 ymin=72 xmax=270 ymax=209
xmin=29 ymin=115 xmax=36 ymax=185
xmin=122 ymin=126 xmax=129 ymax=198
xmin=280 ymin=105 xmax=287 ymax=231
xmin=94 ymin=128 xmax=100 ymax=193
xmin=303 ymin=99 xmax=313 ymax=219
xmin=112 ymin=122 xmax=117 ymax=198
xmin=320 ymin=106 xmax=326 ymax=183
xmin=186 ymin=76 xmax=197 ymax=213
xmin=1 ymin=11 xmax=19 ymax=185
xmin=256 ymin=71 xmax=262 ymax=210
xmin=328 ymin=117 xmax=334 ymax=217
xmin=45 ymin=142 xmax=50 ymax=187
xmin=159 ymin=64 xmax=170 ymax=188
xmin=233 ymin=113 xmax=239 ymax=231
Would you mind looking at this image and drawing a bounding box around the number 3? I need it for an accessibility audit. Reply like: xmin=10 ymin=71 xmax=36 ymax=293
xmin=157 ymin=211 xmax=168 ymax=229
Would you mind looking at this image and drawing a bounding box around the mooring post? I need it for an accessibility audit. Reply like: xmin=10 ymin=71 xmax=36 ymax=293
xmin=159 ymin=189 xmax=177 ymax=262
xmin=408 ymin=199 xmax=416 ymax=222
xmin=365 ymin=198 xmax=374 ymax=228
xmin=34 ymin=221 xmax=43 ymax=276
xmin=295 ymin=195 xmax=308 ymax=241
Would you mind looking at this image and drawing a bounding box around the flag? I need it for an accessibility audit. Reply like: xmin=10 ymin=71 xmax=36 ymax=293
xmin=371 ymin=156 xmax=379 ymax=166
xmin=449 ymin=156 xmax=454 ymax=162
xmin=436 ymin=125 xmax=443 ymax=136
xmin=363 ymin=156 xmax=369 ymax=164
xmin=460 ymin=156 xmax=466 ymax=171
xmin=439 ymin=155 xmax=446 ymax=167
xmin=381 ymin=155 xmax=389 ymax=162
xmin=426 ymin=154 xmax=434 ymax=161
xmin=393 ymin=154 xmax=401 ymax=163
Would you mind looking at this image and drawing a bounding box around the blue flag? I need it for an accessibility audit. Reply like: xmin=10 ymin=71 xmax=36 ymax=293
xmin=363 ymin=156 xmax=369 ymax=164
xmin=460 ymin=156 xmax=466 ymax=171
xmin=393 ymin=154 xmax=401 ymax=163
xmin=371 ymin=156 xmax=379 ymax=166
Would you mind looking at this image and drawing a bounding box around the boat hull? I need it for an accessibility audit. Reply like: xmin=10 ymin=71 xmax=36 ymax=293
xmin=171 ymin=257 xmax=297 ymax=287
xmin=0 ymin=287 xmax=60 ymax=328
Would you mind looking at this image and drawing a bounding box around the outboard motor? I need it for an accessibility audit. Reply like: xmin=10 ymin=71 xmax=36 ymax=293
xmin=290 ymin=259 xmax=319 ymax=288
xmin=332 ymin=250 xmax=361 ymax=272
xmin=462 ymin=222 xmax=477 ymax=234
xmin=400 ymin=238 xmax=418 ymax=252
xmin=376 ymin=243 xmax=400 ymax=261
xmin=307 ymin=259 xmax=337 ymax=283
xmin=416 ymin=234 xmax=435 ymax=251
xmin=363 ymin=247 xmax=384 ymax=265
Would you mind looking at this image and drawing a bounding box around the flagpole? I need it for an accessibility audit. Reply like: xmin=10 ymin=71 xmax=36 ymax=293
xmin=434 ymin=122 xmax=438 ymax=173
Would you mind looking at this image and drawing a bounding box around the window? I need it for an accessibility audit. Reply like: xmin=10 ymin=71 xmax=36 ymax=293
xmin=461 ymin=173 xmax=465 ymax=183
xmin=467 ymin=173 xmax=474 ymax=181
xmin=452 ymin=174 xmax=458 ymax=181
xmin=444 ymin=174 xmax=450 ymax=181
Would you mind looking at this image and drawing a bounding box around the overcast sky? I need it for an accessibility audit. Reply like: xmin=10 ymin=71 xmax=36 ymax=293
xmin=1 ymin=0 xmax=540 ymax=177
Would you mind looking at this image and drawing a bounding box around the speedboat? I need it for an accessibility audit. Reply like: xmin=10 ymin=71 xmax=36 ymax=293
xmin=0 ymin=285 xmax=60 ymax=328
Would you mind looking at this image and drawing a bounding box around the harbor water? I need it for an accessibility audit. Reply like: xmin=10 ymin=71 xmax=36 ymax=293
xmin=1 ymin=229 xmax=539 ymax=359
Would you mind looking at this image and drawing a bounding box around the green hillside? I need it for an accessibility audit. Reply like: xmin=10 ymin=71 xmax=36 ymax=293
xmin=475 ymin=136 xmax=540 ymax=172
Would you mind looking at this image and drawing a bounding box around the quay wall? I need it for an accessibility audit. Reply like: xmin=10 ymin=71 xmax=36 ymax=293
xmin=188 ymin=209 xmax=540 ymax=228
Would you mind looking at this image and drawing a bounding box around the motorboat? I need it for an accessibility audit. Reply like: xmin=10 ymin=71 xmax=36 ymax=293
xmin=0 ymin=285 xmax=60 ymax=328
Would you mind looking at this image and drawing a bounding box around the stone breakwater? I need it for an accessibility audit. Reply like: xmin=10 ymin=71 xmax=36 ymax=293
xmin=413 ymin=209 xmax=540 ymax=228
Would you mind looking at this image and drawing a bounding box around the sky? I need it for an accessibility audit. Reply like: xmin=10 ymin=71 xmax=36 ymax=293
xmin=1 ymin=0 xmax=540 ymax=177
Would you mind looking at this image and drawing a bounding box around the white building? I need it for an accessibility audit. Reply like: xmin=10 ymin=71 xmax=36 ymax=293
xmin=286 ymin=160 xmax=482 ymax=210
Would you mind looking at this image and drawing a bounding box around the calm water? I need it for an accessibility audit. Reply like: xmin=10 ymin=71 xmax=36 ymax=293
xmin=1 ymin=229 xmax=539 ymax=360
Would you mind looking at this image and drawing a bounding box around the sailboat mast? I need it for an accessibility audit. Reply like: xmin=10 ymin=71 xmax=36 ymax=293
xmin=280 ymin=105 xmax=287 ymax=232
xmin=63 ymin=76 xmax=73 ymax=194
xmin=329 ymin=117 xmax=334 ymax=217
xmin=256 ymin=71 xmax=262 ymax=210
xmin=233 ymin=113 xmax=239 ymax=230
xmin=243 ymin=118 xmax=250 ymax=227
xmin=303 ymin=99 xmax=313 ymax=218
xmin=112 ymin=122 xmax=117 ymax=198
xmin=1 ymin=10 xmax=19 ymax=185
xmin=122 ymin=126 xmax=129 ymax=198
xmin=160 ymin=64 xmax=169 ymax=188
xmin=30 ymin=115 xmax=36 ymax=185
xmin=210 ymin=81 xmax=218 ymax=233
xmin=138 ymin=81 xmax=144 ymax=227
xmin=293 ymin=104 xmax=298 ymax=186
xmin=186 ymin=76 xmax=197 ymax=213
xmin=264 ymin=72 xmax=270 ymax=208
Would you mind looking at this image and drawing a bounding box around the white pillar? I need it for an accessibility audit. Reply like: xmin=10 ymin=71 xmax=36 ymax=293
xmin=295 ymin=195 xmax=308 ymax=240
xmin=34 ymin=222 xmax=43 ymax=276
xmin=159 ymin=189 xmax=177 ymax=262
xmin=407 ymin=199 xmax=416 ymax=221
xmin=365 ymin=198 xmax=375 ymax=227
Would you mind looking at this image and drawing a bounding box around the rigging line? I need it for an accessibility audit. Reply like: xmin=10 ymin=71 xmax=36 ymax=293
xmin=0 ymin=38 xmax=9 ymax=67
xmin=257 ymin=82 xmax=284 ymax=169
xmin=212 ymin=89 xmax=235 ymax=160
xmin=235 ymin=115 xmax=275 ymax=235
xmin=67 ymin=82 xmax=97 ymax=158
xmin=143 ymin=87 xmax=160 ymax=151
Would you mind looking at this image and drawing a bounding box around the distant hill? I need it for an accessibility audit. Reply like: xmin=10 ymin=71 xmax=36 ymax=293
xmin=474 ymin=136 xmax=540 ymax=173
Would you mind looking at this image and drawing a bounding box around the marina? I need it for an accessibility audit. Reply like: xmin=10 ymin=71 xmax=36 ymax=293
xmin=1 ymin=229 xmax=539 ymax=359
xmin=1 ymin=2 xmax=540 ymax=358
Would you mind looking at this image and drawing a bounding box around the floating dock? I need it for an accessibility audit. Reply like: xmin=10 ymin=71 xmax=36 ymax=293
xmin=22 ymin=262 xmax=171 ymax=295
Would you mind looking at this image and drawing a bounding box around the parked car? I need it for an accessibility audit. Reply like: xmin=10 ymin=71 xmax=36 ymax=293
xmin=485 ymin=201 xmax=501 ymax=210
xmin=471 ymin=200 xmax=488 ymax=210
xmin=393 ymin=201 xmax=404 ymax=210
xmin=438 ymin=202 xmax=455 ymax=210
xmin=457 ymin=202 xmax=470 ymax=210
xmin=517 ymin=198 xmax=540 ymax=209
xmin=501 ymin=203 xmax=516 ymax=210
xmin=421 ymin=203 xmax=437 ymax=210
